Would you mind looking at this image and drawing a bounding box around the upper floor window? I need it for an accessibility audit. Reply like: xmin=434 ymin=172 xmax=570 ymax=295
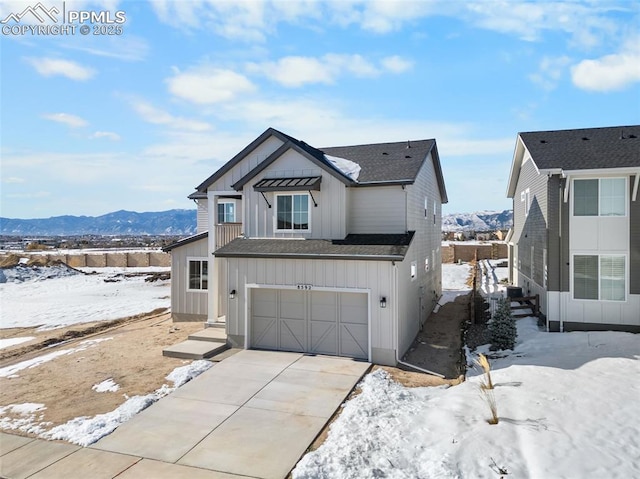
xmin=574 ymin=178 xmax=626 ymax=217
xmin=188 ymin=258 xmax=208 ymax=291
xmin=521 ymin=188 xmax=531 ymax=216
xmin=218 ymin=202 xmax=236 ymax=223
xmin=276 ymin=194 xmax=309 ymax=231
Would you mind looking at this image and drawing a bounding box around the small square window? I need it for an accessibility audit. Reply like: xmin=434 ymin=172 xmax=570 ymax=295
xmin=411 ymin=261 xmax=417 ymax=279
xmin=188 ymin=259 xmax=208 ymax=291
xmin=276 ymin=194 xmax=309 ymax=231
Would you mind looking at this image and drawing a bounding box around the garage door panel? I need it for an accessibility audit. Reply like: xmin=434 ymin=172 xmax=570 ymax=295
xmin=252 ymin=317 xmax=278 ymax=350
xmin=310 ymin=322 xmax=337 ymax=355
xmin=339 ymin=323 xmax=368 ymax=359
xmin=280 ymin=290 xmax=306 ymax=320
xmin=280 ymin=318 xmax=307 ymax=352
xmin=252 ymin=289 xmax=278 ymax=317
xmin=340 ymin=293 xmax=368 ymax=325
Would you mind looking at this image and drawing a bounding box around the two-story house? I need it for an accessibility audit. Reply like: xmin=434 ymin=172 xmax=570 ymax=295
xmin=164 ymin=127 xmax=447 ymax=366
xmin=506 ymin=125 xmax=640 ymax=332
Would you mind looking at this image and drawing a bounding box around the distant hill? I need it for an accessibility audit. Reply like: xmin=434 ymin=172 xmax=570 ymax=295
xmin=0 ymin=209 xmax=197 ymax=236
xmin=442 ymin=209 xmax=513 ymax=232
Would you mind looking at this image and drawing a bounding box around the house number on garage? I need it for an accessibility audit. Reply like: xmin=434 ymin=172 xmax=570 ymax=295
xmin=296 ymin=284 xmax=313 ymax=290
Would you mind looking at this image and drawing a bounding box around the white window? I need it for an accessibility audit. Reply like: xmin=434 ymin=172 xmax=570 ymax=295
xmin=574 ymin=178 xmax=626 ymax=217
xmin=521 ymin=188 xmax=531 ymax=216
xmin=573 ymin=254 xmax=625 ymax=301
xmin=425 ymin=257 xmax=430 ymax=272
xmin=411 ymin=261 xmax=417 ymax=280
xmin=276 ymin=194 xmax=310 ymax=231
xmin=424 ymin=197 xmax=428 ymax=218
xmin=187 ymin=258 xmax=208 ymax=291
xmin=217 ymin=201 xmax=235 ymax=223
xmin=433 ymin=201 xmax=437 ymax=225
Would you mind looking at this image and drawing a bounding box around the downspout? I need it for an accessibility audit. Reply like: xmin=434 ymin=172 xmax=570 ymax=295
xmin=392 ymin=262 xmax=445 ymax=378
xmin=559 ymin=176 xmax=565 ymax=333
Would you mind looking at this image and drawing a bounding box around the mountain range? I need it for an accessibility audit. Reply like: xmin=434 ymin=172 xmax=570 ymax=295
xmin=1 ymin=208 xmax=512 ymax=236
xmin=442 ymin=209 xmax=513 ymax=232
xmin=0 ymin=210 xmax=197 ymax=236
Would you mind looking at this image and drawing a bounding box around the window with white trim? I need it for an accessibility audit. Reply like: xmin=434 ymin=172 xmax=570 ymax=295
xmin=573 ymin=254 xmax=625 ymax=301
xmin=217 ymin=202 xmax=235 ymax=223
xmin=276 ymin=194 xmax=309 ymax=231
xmin=574 ymin=178 xmax=626 ymax=217
xmin=187 ymin=259 xmax=208 ymax=291
xmin=411 ymin=261 xmax=417 ymax=280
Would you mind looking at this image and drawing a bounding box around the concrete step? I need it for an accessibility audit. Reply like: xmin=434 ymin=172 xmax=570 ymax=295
xmin=205 ymin=322 xmax=226 ymax=329
xmin=163 ymin=340 xmax=228 ymax=360
xmin=188 ymin=328 xmax=227 ymax=343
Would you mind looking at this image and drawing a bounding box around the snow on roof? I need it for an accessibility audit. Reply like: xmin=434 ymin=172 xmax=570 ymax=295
xmin=324 ymin=154 xmax=361 ymax=181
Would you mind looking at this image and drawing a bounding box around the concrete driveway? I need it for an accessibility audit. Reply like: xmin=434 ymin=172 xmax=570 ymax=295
xmin=1 ymin=350 xmax=370 ymax=479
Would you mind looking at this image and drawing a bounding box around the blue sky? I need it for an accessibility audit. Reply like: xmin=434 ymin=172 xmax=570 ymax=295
xmin=1 ymin=0 xmax=639 ymax=219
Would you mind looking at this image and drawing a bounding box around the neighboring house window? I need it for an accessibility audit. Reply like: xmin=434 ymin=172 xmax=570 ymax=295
xmin=217 ymin=202 xmax=235 ymax=223
xmin=574 ymin=178 xmax=626 ymax=216
xmin=573 ymin=255 xmax=625 ymax=301
xmin=433 ymin=201 xmax=437 ymax=225
xmin=411 ymin=261 xmax=417 ymax=279
xmin=425 ymin=257 xmax=429 ymax=272
xmin=276 ymin=194 xmax=309 ymax=231
xmin=521 ymin=188 xmax=531 ymax=216
xmin=188 ymin=259 xmax=208 ymax=291
xmin=424 ymin=197 xmax=428 ymax=218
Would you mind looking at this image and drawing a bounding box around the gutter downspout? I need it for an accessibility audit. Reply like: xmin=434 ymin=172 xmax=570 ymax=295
xmin=392 ymin=262 xmax=445 ymax=378
xmin=559 ymin=176 xmax=565 ymax=333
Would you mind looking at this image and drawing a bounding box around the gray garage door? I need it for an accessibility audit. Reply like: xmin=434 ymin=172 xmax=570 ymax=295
xmin=251 ymin=289 xmax=368 ymax=360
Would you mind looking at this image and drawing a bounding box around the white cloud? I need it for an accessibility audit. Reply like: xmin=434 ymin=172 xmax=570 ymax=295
xmin=3 ymin=177 xmax=25 ymax=184
xmin=247 ymin=53 xmax=412 ymax=87
xmin=25 ymin=57 xmax=95 ymax=81
xmin=131 ymin=100 xmax=211 ymax=132
xmin=529 ymin=55 xmax=572 ymax=91
xmin=41 ymin=113 xmax=88 ymax=128
xmin=381 ymin=55 xmax=414 ymax=74
xmin=89 ymin=131 xmax=121 ymax=141
xmin=166 ymin=67 xmax=255 ymax=104
xmin=571 ymin=37 xmax=640 ymax=92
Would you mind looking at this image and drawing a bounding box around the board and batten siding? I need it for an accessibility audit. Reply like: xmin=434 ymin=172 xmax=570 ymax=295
xmin=208 ymin=135 xmax=285 ymax=193
xmin=243 ymin=149 xmax=347 ymax=239
xmin=628 ymin=175 xmax=639 ymax=295
xmin=223 ymin=257 xmax=397 ymax=364
xmin=169 ymin=236 xmax=208 ymax=321
xmin=196 ymin=199 xmax=208 ymax=233
xmin=349 ymin=186 xmax=406 ymax=234
xmin=405 ymin=151 xmax=443 ymax=318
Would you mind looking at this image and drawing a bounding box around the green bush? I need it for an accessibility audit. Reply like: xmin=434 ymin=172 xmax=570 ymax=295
xmin=489 ymin=297 xmax=517 ymax=350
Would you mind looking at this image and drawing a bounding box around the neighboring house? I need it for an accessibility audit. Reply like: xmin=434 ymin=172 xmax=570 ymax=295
xmin=164 ymin=127 xmax=448 ymax=365
xmin=506 ymin=125 xmax=640 ymax=332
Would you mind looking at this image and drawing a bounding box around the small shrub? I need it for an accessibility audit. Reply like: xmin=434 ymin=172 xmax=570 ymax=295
xmin=475 ymin=353 xmax=493 ymax=390
xmin=489 ymin=297 xmax=517 ymax=351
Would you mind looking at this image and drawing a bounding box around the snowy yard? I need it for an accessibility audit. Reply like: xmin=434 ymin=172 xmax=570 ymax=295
xmin=293 ymin=261 xmax=640 ymax=478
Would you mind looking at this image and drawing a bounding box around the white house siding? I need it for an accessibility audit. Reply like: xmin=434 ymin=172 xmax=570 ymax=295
xmin=395 ymin=241 xmax=421 ymax=358
xmin=243 ymin=149 xmax=347 ymax=239
xmin=169 ymin=236 xmax=208 ymax=321
xmin=223 ymin=257 xmax=397 ymax=365
xmin=207 ymin=135 xmax=284 ymax=192
xmin=405 ymin=151 xmax=444 ymax=320
xmin=196 ymin=199 xmax=208 ymax=233
xmin=349 ymin=186 xmax=406 ymax=234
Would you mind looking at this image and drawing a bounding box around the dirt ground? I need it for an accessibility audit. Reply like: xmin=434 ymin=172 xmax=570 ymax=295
xmin=0 ymin=311 xmax=204 ymax=435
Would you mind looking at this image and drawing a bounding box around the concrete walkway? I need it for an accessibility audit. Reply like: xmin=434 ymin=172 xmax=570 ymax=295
xmin=1 ymin=351 xmax=371 ymax=479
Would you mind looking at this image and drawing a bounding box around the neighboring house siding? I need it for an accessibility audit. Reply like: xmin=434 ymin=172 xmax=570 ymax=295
xmin=630 ymin=175 xmax=640 ymax=295
xmin=349 ymin=186 xmax=406 ymax=234
xmin=243 ymin=149 xmax=347 ymax=239
xmin=197 ymin=199 xmax=208 ymax=233
xmin=169 ymin=237 xmax=208 ymax=321
xmin=223 ymin=257 xmax=395 ymax=362
xmin=513 ymin=154 xmax=549 ymax=303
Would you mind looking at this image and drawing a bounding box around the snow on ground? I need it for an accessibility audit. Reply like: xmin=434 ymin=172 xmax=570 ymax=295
xmin=293 ymin=317 xmax=640 ymax=478
xmin=0 ymin=265 xmax=170 ymax=330
xmin=41 ymin=360 xmax=213 ymax=446
xmin=0 ymin=338 xmax=113 ymax=378
xmin=0 ymin=337 xmax=35 ymax=349
xmin=92 ymin=378 xmax=120 ymax=393
xmin=434 ymin=262 xmax=472 ymax=311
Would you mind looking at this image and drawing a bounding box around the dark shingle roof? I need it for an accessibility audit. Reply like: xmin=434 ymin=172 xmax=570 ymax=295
xmin=520 ymin=125 xmax=640 ymax=171
xmin=214 ymin=232 xmax=415 ymax=261
xmin=322 ymin=140 xmax=436 ymax=184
